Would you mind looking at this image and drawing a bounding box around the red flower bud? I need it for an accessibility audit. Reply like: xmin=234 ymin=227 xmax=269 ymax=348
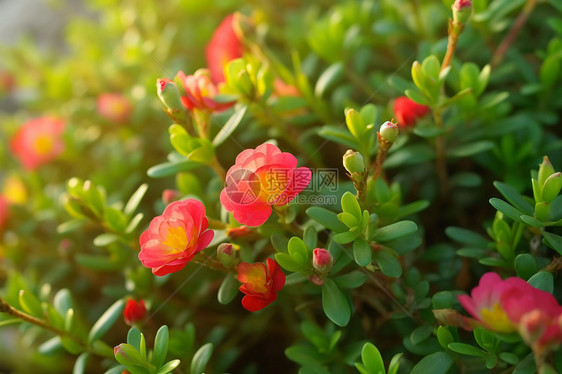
xmin=312 ymin=248 xmax=333 ymax=273
xmin=123 ymin=299 xmax=146 ymax=325
xmin=393 ymin=96 xmax=430 ymax=128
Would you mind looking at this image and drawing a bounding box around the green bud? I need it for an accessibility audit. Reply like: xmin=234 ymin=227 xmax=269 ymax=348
xmin=452 ymin=0 xmax=472 ymax=24
xmin=542 ymin=172 xmax=562 ymax=202
xmin=535 ymin=201 xmax=550 ymax=222
xmin=411 ymin=61 xmax=425 ymax=91
xmin=157 ymin=79 xmax=184 ymax=112
xmin=343 ymin=150 xmax=365 ymax=175
xmin=345 ymin=108 xmax=366 ymax=139
xmin=114 ymin=344 xmax=144 ymax=366
xmin=217 ymin=243 xmax=236 ymax=268
xmin=379 ymin=121 xmax=399 ymax=143
xmin=538 ymin=156 xmax=556 ymax=187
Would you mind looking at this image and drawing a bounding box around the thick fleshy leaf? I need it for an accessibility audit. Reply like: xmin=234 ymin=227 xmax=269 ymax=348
xmin=410 ymin=352 xmax=454 ymax=374
xmin=153 ymin=325 xmax=169 ymax=368
xmin=372 ymin=221 xmax=417 ymax=242
xmin=213 ymin=105 xmax=247 ymax=147
xmin=88 ymin=299 xmax=125 ymax=343
xmin=321 ymin=278 xmax=350 ymax=327
xmin=190 ymin=343 xmax=214 ymax=374
xmin=217 ymin=273 xmax=239 ymax=305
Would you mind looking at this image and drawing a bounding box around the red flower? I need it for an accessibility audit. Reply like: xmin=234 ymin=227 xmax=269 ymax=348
xmin=97 ymin=93 xmax=133 ymax=124
xmin=123 ymin=299 xmax=146 ymax=325
xmin=220 ymin=143 xmax=311 ymax=226
xmin=206 ymin=14 xmax=243 ymax=84
xmin=138 ymin=199 xmax=214 ymax=276
xmin=176 ymin=69 xmax=234 ymax=112
xmin=393 ymin=96 xmax=429 ymax=128
xmin=11 ymin=117 xmax=65 ymax=170
xmin=237 ymin=258 xmax=285 ymax=311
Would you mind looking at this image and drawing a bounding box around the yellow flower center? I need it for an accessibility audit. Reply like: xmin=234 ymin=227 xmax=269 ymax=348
xmin=243 ymin=265 xmax=268 ymax=294
xmin=162 ymin=226 xmax=189 ymax=253
xmin=33 ymin=135 xmax=54 ymax=155
xmin=480 ymin=303 xmax=517 ymax=333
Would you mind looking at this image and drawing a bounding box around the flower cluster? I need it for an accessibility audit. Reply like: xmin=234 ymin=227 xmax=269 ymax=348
xmin=458 ymin=272 xmax=562 ymax=355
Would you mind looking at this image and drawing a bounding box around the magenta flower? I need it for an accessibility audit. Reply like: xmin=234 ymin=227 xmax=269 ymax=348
xmin=139 ymin=199 xmax=214 ymax=276
xmin=458 ymin=272 xmax=522 ymax=333
xmin=11 ymin=117 xmax=65 ymax=170
xmin=458 ymin=272 xmax=562 ymax=334
xmin=220 ymin=143 xmax=311 ymax=226
xmin=205 ymin=14 xmax=243 ymax=84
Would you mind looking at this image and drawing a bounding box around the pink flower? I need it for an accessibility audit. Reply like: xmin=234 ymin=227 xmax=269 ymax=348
xmin=393 ymin=96 xmax=429 ymax=128
xmin=453 ymin=0 xmax=472 ymax=11
xmin=206 ymin=14 xmax=243 ymax=84
xmin=97 ymin=93 xmax=133 ymax=124
xmin=458 ymin=272 xmax=562 ymax=334
xmin=220 ymin=143 xmax=311 ymax=226
xmin=123 ymin=299 xmax=146 ymax=325
xmin=237 ymin=258 xmax=285 ymax=311
xmin=176 ymin=69 xmax=234 ymax=112
xmin=11 ymin=117 xmax=65 ymax=170
xmin=0 ymin=196 xmax=8 ymax=231
xmin=139 ymin=199 xmax=214 ymax=276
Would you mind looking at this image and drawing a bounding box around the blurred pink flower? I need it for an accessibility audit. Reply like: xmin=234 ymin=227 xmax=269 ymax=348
xmin=206 ymin=14 xmax=243 ymax=84
xmin=139 ymin=199 xmax=214 ymax=276
xmin=237 ymin=258 xmax=285 ymax=311
xmin=220 ymin=143 xmax=311 ymax=226
xmin=393 ymin=96 xmax=429 ymax=128
xmin=11 ymin=117 xmax=65 ymax=170
xmin=176 ymin=69 xmax=234 ymax=112
xmin=97 ymin=93 xmax=133 ymax=124
xmin=123 ymin=299 xmax=146 ymax=325
xmin=458 ymin=272 xmax=562 ymax=336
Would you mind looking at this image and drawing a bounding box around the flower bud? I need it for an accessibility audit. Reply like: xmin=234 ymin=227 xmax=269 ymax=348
xmin=379 ymin=121 xmax=399 ymax=143
xmin=157 ymin=78 xmax=184 ymax=112
xmin=538 ymin=156 xmax=556 ymax=187
xmin=123 ymin=299 xmax=146 ymax=325
xmin=452 ymin=0 xmax=472 ymax=24
xmin=535 ymin=201 xmax=550 ymax=222
xmin=519 ymin=310 xmax=547 ymax=347
xmin=312 ymin=248 xmax=333 ymax=274
xmin=217 ymin=243 xmax=236 ymax=268
xmin=343 ymin=150 xmax=365 ymax=176
xmin=542 ymin=172 xmax=562 ymax=202
xmin=114 ymin=344 xmax=143 ymax=366
xmin=162 ymin=189 xmax=182 ymax=205
xmin=226 ymin=226 xmax=251 ymax=240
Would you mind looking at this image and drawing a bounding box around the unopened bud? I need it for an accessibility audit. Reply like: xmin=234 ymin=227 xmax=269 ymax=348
xmin=542 ymin=172 xmax=562 ymax=202
xmin=433 ymin=308 xmax=476 ymax=330
xmin=452 ymin=0 xmax=472 ymax=24
xmin=379 ymin=121 xmax=399 ymax=143
xmin=538 ymin=156 xmax=556 ymax=187
xmin=162 ymin=189 xmax=182 ymax=205
xmin=226 ymin=226 xmax=251 ymax=240
xmin=343 ymin=150 xmax=365 ymax=176
xmin=312 ymin=248 xmax=333 ymax=274
xmin=519 ymin=310 xmax=547 ymax=346
xmin=157 ymin=78 xmax=184 ymax=112
xmin=217 ymin=243 xmax=236 ymax=268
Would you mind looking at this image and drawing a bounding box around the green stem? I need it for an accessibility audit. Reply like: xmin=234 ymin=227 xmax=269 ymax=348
xmin=441 ymin=19 xmax=463 ymax=72
xmin=207 ymin=216 xmax=227 ymax=230
xmin=210 ymin=156 xmax=226 ymax=181
xmin=491 ymin=0 xmax=538 ymax=67
xmin=432 ymin=109 xmax=449 ymax=195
